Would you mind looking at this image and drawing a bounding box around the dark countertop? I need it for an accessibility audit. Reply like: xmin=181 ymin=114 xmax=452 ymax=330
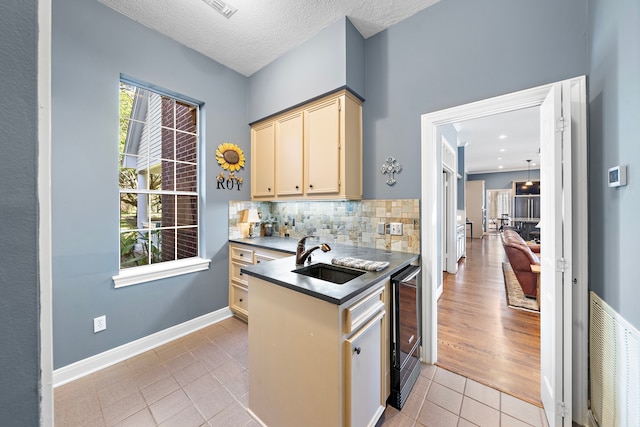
xmin=231 ymin=237 xmax=419 ymax=305
xmin=229 ymin=236 xmax=298 ymax=254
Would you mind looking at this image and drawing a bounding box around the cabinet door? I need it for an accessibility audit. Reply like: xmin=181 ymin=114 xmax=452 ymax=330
xmin=345 ymin=312 xmax=385 ymax=427
xmin=275 ymin=112 xmax=304 ymax=196
xmin=230 ymin=283 xmax=248 ymax=318
xmin=251 ymin=121 xmax=275 ymax=198
xmin=305 ymin=97 xmax=341 ymax=195
xmin=530 ymin=196 xmax=541 ymax=220
xmin=514 ymin=197 xmax=528 ymax=219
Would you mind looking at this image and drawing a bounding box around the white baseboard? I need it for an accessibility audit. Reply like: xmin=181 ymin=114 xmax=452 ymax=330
xmin=247 ymin=409 xmax=268 ymax=427
xmin=53 ymin=307 xmax=233 ymax=387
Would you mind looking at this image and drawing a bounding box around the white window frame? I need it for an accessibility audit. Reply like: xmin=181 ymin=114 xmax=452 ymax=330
xmin=113 ymin=77 xmax=209 ymax=288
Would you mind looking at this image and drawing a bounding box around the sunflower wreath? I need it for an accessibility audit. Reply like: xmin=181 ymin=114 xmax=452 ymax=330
xmin=216 ymin=142 xmax=245 ymax=171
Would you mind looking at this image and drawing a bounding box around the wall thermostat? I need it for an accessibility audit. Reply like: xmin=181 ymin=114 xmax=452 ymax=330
xmin=608 ymin=165 xmax=627 ymax=187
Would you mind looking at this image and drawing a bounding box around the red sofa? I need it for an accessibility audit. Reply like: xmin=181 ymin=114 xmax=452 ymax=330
xmin=501 ymin=227 xmax=540 ymax=298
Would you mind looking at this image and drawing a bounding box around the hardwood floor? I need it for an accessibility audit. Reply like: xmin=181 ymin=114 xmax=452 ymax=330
xmin=437 ymin=233 xmax=541 ymax=407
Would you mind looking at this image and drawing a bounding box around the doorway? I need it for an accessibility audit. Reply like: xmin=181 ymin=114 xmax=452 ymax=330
xmin=419 ymin=77 xmax=589 ymax=426
xmin=441 ymin=107 xmax=542 ymax=406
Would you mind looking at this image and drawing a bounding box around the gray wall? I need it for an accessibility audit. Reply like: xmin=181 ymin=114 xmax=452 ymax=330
xmin=52 ymin=0 xmax=249 ymax=368
xmin=468 ymin=170 xmax=541 ymax=190
xmin=362 ymin=0 xmax=588 ymax=201
xmin=0 ymin=0 xmax=40 ymax=423
xmin=588 ymin=0 xmax=640 ymax=328
xmin=249 ymin=17 xmax=365 ymax=122
xmin=345 ymin=18 xmax=366 ymax=100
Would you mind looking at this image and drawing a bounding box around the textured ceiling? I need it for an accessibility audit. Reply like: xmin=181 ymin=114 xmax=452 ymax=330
xmin=99 ymin=0 xmax=440 ymax=76
xmin=99 ymin=0 xmax=536 ymax=175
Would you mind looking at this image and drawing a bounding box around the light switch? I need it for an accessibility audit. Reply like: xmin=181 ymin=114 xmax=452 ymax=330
xmin=389 ymin=223 xmax=403 ymax=236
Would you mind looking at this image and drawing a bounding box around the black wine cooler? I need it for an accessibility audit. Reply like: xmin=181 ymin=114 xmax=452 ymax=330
xmin=388 ymin=264 xmax=422 ymax=410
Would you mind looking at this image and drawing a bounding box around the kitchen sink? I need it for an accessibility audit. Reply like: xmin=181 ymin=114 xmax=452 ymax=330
xmin=292 ymin=263 xmax=365 ymax=284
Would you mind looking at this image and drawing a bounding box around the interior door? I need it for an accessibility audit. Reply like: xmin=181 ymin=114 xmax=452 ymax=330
xmin=539 ymin=82 xmax=573 ymax=426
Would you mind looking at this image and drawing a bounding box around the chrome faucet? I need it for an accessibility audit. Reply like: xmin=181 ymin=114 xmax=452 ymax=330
xmin=296 ymin=235 xmax=331 ymax=266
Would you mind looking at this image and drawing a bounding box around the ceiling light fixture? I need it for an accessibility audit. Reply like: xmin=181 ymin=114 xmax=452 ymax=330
xmin=202 ymin=0 xmax=237 ymax=18
xmin=499 ymin=134 xmax=507 ymax=139
xmin=525 ymin=159 xmax=533 ymax=186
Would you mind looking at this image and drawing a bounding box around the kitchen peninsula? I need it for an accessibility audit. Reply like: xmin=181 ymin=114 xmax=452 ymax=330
xmin=234 ymin=237 xmax=418 ymax=427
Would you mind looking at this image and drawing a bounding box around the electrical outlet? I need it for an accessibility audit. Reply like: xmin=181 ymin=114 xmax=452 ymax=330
xmin=94 ymin=315 xmax=106 ymax=333
xmin=389 ymin=222 xmax=403 ymax=236
xmin=377 ymin=222 xmax=386 ymax=235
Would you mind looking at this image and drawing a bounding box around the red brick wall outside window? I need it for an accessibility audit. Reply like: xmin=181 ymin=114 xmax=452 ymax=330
xmin=161 ymin=97 xmax=198 ymax=262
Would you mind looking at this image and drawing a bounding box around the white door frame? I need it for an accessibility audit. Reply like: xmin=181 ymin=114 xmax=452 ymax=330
xmin=419 ymin=76 xmax=589 ymax=425
xmin=39 ymin=0 xmax=54 ymax=425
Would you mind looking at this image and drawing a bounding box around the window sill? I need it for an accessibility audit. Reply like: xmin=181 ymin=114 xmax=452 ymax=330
xmin=113 ymin=257 xmax=211 ymax=288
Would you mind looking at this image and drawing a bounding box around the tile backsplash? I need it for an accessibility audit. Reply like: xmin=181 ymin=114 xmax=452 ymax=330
xmin=229 ymin=199 xmax=420 ymax=254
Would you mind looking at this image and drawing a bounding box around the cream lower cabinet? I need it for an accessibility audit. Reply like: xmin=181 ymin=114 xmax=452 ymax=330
xmin=248 ymin=276 xmax=387 ymax=427
xmin=228 ymin=243 xmax=289 ymax=321
xmin=250 ymin=89 xmax=362 ymax=201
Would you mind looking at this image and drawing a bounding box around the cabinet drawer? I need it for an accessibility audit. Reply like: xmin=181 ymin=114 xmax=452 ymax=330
xmin=345 ymin=287 xmax=385 ymax=335
xmin=231 ymin=261 xmax=251 ymax=284
xmin=255 ymin=248 xmax=290 ymax=264
xmin=255 ymin=254 xmax=276 ymax=264
xmin=230 ymin=284 xmax=248 ymax=316
xmin=231 ymin=246 xmax=254 ymax=263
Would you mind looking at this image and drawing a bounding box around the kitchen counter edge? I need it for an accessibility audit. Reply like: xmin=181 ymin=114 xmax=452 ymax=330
xmin=229 ymin=237 xmax=419 ymax=305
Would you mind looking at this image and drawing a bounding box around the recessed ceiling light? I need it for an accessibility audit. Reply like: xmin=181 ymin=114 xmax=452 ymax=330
xmin=202 ymin=0 xmax=237 ymax=18
xmin=499 ymin=148 xmax=506 ymax=152
xmin=532 ymin=162 xmax=536 ymax=166
xmin=497 ymin=157 xmax=502 ymax=160
xmin=499 ymin=135 xmax=507 ymax=139
xmin=498 ymin=165 xmax=504 ymax=169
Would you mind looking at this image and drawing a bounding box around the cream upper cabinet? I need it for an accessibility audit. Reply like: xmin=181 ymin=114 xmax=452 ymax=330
xmin=251 ymin=121 xmax=275 ymax=199
xmin=275 ymin=111 xmax=304 ymax=196
xmin=304 ymin=96 xmax=341 ymax=195
xmin=250 ymin=89 xmax=362 ymax=201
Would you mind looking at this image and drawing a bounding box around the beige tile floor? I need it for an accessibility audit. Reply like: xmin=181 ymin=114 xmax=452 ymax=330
xmin=55 ymin=316 xmax=549 ymax=427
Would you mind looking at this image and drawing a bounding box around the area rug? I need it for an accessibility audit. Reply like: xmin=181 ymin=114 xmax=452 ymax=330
xmin=502 ymin=262 xmax=539 ymax=312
